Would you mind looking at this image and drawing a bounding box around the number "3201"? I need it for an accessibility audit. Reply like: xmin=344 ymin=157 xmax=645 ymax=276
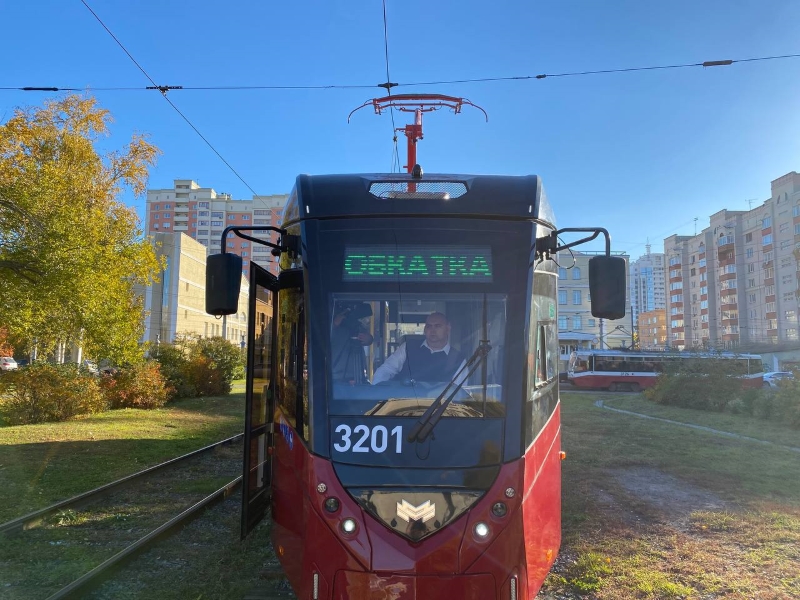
xmin=333 ymin=424 xmax=403 ymax=454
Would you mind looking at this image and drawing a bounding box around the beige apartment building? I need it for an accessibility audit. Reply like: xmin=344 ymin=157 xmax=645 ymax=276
xmin=665 ymin=171 xmax=800 ymax=350
xmin=146 ymin=179 xmax=288 ymax=278
xmin=638 ymin=309 xmax=668 ymax=349
xmin=138 ymin=233 xmax=251 ymax=347
xmin=557 ymin=250 xmax=634 ymax=368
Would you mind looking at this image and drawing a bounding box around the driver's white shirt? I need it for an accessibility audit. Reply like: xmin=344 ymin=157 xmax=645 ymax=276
xmin=372 ymin=340 xmax=468 ymax=385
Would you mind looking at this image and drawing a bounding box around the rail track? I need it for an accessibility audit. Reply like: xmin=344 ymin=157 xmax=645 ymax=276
xmin=0 ymin=434 xmax=244 ymax=600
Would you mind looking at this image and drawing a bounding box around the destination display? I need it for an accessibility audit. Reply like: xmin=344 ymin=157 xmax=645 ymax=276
xmin=342 ymin=245 xmax=493 ymax=282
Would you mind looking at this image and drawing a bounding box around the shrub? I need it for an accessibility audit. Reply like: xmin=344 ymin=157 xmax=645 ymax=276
xmin=100 ymin=361 xmax=172 ymax=409
xmin=150 ymin=336 xmax=242 ymax=400
xmin=0 ymin=362 xmax=106 ymax=425
xmin=192 ymin=337 xmax=243 ymax=395
xmin=184 ymin=355 xmax=227 ymax=397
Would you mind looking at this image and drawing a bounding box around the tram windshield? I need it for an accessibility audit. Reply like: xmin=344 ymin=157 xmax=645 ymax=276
xmin=328 ymin=292 xmax=507 ymax=417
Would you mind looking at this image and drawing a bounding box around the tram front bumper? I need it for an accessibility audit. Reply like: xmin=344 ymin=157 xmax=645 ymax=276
xmin=332 ymin=571 xmax=496 ymax=599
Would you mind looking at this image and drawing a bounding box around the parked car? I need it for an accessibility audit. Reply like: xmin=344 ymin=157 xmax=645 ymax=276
xmin=0 ymin=357 xmax=18 ymax=371
xmin=762 ymin=371 xmax=795 ymax=389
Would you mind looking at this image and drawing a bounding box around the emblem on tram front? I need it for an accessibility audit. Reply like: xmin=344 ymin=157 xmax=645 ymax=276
xmin=396 ymin=499 xmax=436 ymax=523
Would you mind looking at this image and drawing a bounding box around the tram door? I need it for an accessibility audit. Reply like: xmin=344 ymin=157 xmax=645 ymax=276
xmin=241 ymin=262 xmax=278 ymax=538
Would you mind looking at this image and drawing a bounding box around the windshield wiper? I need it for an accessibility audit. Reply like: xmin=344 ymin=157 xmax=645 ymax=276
xmin=406 ymin=339 xmax=492 ymax=444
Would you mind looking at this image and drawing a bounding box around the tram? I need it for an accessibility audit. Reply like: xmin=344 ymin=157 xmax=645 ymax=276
xmin=568 ymin=349 xmax=763 ymax=392
xmin=206 ymin=172 xmax=626 ymax=599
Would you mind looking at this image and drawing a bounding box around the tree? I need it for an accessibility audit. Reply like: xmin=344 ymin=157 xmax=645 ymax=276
xmin=0 ymin=95 xmax=162 ymax=364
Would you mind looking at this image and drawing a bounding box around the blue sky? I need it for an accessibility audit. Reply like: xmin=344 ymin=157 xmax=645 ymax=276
xmin=3 ymin=0 xmax=799 ymax=258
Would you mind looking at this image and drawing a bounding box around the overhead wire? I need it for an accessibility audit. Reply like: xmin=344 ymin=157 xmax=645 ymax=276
xmin=6 ymin=52 xmax=800 ymax=94
xmin=381 ymin=0 xmax=401 ymax=173
xmin=78 ymin=0 xmax=260 ymax=198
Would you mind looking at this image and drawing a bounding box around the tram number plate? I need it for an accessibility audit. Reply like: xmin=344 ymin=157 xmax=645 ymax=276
xmin=333 ymin=424 xmax=403 ymax=454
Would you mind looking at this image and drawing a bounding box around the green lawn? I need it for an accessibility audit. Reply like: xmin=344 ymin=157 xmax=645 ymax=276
xmin=0 ymin=395 xmax=245 ymax=522
xmin=601 ymin=392 xmax=800 ymax=449
xmin=543 ymin=391 xmax=800 ymax=599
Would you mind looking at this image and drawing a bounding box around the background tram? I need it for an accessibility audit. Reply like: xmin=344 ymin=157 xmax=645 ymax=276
xmin=206 ymin=173 xmax=626 ymax=600
xmin=567 ymin=349 xmax=764 ymax=392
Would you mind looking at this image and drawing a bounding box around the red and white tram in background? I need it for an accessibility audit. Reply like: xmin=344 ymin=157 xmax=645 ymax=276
xmin=567 ymin=349 xmax=764 ymax=392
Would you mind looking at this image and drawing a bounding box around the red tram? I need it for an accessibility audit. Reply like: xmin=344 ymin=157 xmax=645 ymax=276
xmin=206 ymin=173 xmax=626 ymax=599
xmin=568 ymin=349 xmax=764 ymax=392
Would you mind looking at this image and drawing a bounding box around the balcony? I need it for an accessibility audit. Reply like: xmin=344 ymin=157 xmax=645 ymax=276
xmin=717 ymin=235 xmax=735 ymax=247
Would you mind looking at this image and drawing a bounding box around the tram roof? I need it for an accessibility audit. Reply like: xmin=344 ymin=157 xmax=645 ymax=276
xmin=574 ymin=349 xmax=761 ymax=359
xmin=285 ymin=173 xmax=552 ymax=223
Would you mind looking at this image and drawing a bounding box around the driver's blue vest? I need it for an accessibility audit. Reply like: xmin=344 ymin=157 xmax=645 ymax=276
xmin=395 ymin=342 xmax=465 ymax=383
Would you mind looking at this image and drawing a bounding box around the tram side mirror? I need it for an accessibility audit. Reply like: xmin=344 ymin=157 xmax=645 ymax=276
xmin=205 ymin=253 xmax=243 ymax=316
xmin=589 ymin=256 xmax=626 ymax=319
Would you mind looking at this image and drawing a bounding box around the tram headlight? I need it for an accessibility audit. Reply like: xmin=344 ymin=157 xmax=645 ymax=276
xmin=474 ymin=521 xmax=490 ymax=539
xmin=324 ymin=497 xmax=340 ymax=513
xmin=492 ymin=502 xmax=508 ymax=517
xmin=341 ymin=518 xmax=357 ymax=534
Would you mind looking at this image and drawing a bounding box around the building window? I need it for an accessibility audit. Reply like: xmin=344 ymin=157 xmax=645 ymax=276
xmin=199 ymin=211 xmax=209 ymax=217
xmin=163 ymin=222 xmax=170 ymax=228
xmin=572 ymin=315 xmax=582 ymax=329
xmin=241 ymin=242 xmax=249 ymax=248
xmin=558 ymin=315 xmax=568 ymax=330
xmin=242 ymin=251 xmax=248 ymax=257
xmin=199 ymin=202 xmax=209 ymax=208
xmin=227 ymin=242 xmax=234 ymax=248
xmin=164 ymin=203 xmax=171 ymax=209
xmin=154 ymin=214 xmax=159 ymax=219
xmin=762 ymin=216 xmax=772 ymax=228
xmin=558 ymin=267 xmax=567 ymax=279
xmin=153 ymin=204 xmax=160 ymax=210
xmin=558 ymin=290 xmax=567 ymax=305
xmin=588 ymin=318 xmax=595 ymax=327
xmin=793 ymin=205 xmax=800 ymax=218
xmin=762 ymin=234 xmax=773 ymax=245
xmin=242 ymin=215 xmax=250 ymax=220
xmin=573 ymin=290 xmax=581 ymax=305
xmin=199 ymin=220 xmax=209 ymax=226
xmin=211 ymin=221 xmax=223 ymax=227
xmin=572 ymin=268 xmax=581 ymax=280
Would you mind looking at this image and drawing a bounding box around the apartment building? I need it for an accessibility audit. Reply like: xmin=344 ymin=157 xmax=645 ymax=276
xmin=145 ymin=179 xmax=288 ymax=278
xmin=138 ymin=233 xmax=251 ymax=346
xmin=557 ymin=250 xmax=633 ymax=367
xmin=665 ymin=171 xmax=800 ymax=350
xmin=638 ymin=309 xmax=668 ymax=349
xmin=629 ymin=247 xmax=666 ymax=334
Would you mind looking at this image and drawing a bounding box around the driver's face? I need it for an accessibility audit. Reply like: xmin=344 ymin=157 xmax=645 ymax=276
xmin=424 ymin=315 xmax=450 ymax=349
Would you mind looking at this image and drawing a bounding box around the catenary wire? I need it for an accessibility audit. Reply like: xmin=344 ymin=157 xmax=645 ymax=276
xmin=79 ymin=0 xmax=260 ymax=198
xmin=5 ymin=52 xmax=800 ymax=93
xmin=381 ymin=0 xmax=401 ymax=173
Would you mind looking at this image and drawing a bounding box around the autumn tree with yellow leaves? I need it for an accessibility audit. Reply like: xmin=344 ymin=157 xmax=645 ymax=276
xmin=0 ymin=95 xmax=162 ymax=364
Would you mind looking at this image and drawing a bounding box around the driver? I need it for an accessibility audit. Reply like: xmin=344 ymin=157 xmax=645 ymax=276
xmin=372 ymin=312 xmax=467 ymax=385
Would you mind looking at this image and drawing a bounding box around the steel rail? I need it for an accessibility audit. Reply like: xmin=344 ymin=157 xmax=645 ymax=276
xmin=45 ymin=476 xmax=244 ymax=600
xmin=0 ymin=433 xmax=243 ymax=534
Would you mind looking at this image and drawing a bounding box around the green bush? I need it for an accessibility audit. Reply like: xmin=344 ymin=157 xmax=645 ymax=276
xmin=150 ymin=336 xmax=243 ymax=400
xmin=645 ymin=366 xmax=800 ymax=429
xmin=193 ymin=337 xmax=243 ymax=395
xmin=100 ymin=361 xmax=172 ymax=409
xmin=0 ymin=362 xmax=106 ymax=425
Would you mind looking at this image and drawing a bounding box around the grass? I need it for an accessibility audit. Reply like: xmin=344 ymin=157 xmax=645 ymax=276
xmin=601 ymin=392 xmax=800 ymax=449
xmin=0 ymin=394 xmax=245 ymax=522
xmin=540 ymin=391 xmax=800 ymax=599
